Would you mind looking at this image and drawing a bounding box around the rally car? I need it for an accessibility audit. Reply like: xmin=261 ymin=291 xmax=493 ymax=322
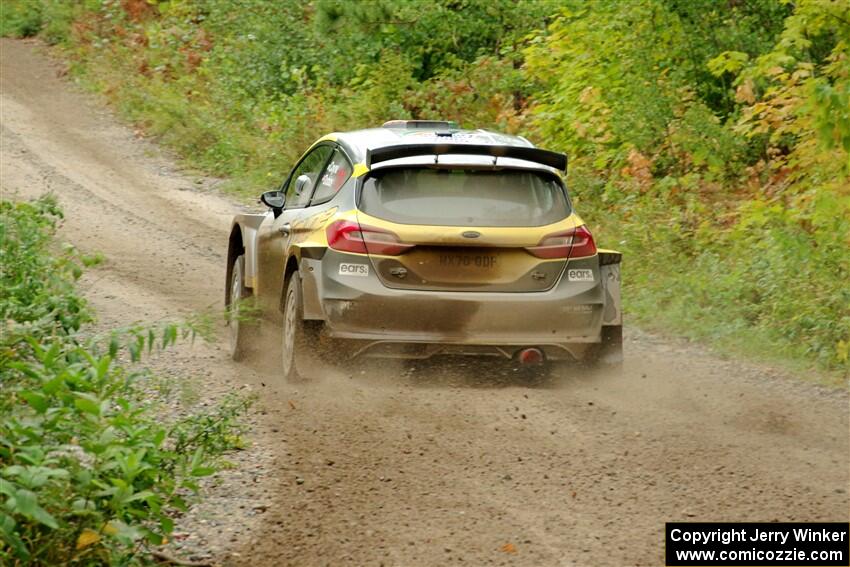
xmin=225 ymin=120 xmax=622 ymax=381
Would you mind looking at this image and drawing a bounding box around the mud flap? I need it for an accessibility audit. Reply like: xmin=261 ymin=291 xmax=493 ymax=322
xmin=599 ymin=253 xmax=622 ymax=326
xmin=596 ymin=251 xmax=623 ymax=367
xmin=299 ymin=258 xmax=325 ymax=320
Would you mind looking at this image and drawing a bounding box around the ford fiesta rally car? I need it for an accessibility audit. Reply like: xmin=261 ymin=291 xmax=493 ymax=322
xmin=226 ymin=120 xmax=622 ymax=381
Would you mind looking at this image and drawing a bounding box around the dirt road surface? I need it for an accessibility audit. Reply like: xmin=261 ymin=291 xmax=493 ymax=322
xmin=2 ymin=39 xmax=848 ymax=567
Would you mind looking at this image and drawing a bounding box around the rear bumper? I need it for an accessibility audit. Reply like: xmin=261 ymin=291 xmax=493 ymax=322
xmin=301 ymin=250 xmax=613 ymax=360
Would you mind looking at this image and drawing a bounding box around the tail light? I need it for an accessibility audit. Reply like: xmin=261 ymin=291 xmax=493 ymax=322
xmin=526 ymin=225 xmax=597 ymax=259
xmin=326 ymin=220 xmax=414 ymax=256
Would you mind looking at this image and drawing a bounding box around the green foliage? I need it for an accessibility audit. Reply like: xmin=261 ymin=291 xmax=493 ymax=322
xmin=524 ymin=0 xmax=787 ymax=181
xmin=0 ymin=196 xmax=96 ymax=359
xmin=0 ymin=197 xmax=251 ymax=563
xmin=314 ymin=0 xmax=558 ymax=82
xmin=0 ymin=0 xmax=44 ymax=38
xmin=2 ymin=0 xmax=553 ymax=192
xmin=0 ymin=0 xmax=86 ymax=43
xmin=525 ymin=0 xmax=849 ymax=375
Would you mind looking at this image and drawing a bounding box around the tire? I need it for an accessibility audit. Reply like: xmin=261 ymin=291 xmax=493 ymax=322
xmin=227 ymin=254 xmax=259 ymax=361
xmin=585 ymin=325 xmax=624 ymax=371
xmin=281 ymin=272 xmax=320 ymax=382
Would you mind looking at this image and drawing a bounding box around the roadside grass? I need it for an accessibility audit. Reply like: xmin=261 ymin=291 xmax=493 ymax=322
xmin=0 ymin=196 xmax=253 ymax=563
xmin=593 ymin=199 xmax=849 ymax=388
xmin=621 ymin=245 xmax=849 ymax=388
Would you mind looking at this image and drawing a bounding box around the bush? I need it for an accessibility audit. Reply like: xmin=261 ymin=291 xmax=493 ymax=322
xmin=0 ymin=1 xmax=43 ymax=38
xmin=0 ymin=197 xmax=91 ymax=357
xmin=0 ymin=1 xmax=79 ymax=43
xmin=0 ymin=196 xmax=251 ymax=564
xmin=524 ymin=0 xmax=849 ymax=376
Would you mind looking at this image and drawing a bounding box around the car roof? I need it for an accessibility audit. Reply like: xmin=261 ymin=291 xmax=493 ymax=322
xmin=335 ymin=127 xmax=533 ymax=157
xmin=324 ymin=125 xmax=560 ymax=173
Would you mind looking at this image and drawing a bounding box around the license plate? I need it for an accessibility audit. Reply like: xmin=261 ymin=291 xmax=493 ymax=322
xmin=438 ymin=254 xmax=497 ymax=269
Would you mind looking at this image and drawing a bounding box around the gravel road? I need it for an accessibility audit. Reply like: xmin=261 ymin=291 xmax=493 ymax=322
xmin=2 ymin=39 xmax=847 ymax=567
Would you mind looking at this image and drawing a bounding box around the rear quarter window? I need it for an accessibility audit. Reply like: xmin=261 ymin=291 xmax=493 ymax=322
xmin=312 ymin=149 xmax=352 ymax=204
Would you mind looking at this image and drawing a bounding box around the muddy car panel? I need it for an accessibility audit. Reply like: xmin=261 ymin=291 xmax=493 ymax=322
xmin=309 ymin=248 xmax=603 ymax=359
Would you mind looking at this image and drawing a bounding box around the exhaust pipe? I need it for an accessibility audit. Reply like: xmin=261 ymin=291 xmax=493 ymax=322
xmin=516 ymin=347 xmax=544 ymax=365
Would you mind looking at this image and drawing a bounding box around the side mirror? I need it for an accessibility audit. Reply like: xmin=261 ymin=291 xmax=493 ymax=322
xmin=260 ymin=190 xmax=285 ymax=210
xmin=294 ymin=174 xmax=311 ymax=197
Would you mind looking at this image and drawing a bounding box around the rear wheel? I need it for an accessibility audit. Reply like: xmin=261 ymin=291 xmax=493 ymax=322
xmin=227 ymin=255 xmax=259 ymax=361
xmin=281 ymin=273 xmax=320 ymax=382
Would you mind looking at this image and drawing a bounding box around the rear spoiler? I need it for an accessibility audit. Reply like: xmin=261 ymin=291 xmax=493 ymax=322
xmin=365 ymin=143 xmax=567 ymax=172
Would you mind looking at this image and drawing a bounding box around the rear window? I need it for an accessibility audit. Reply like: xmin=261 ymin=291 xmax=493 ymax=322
xmin=359 ymin=168 xmax=570 ymax=227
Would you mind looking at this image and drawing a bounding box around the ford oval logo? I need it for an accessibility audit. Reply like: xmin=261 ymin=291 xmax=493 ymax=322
xmin=462 ymin=231 xmax=481 ymax=239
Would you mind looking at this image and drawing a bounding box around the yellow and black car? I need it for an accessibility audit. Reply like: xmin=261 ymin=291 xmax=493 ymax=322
xmin=226 ymin=120 xmax=622 ymax=380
